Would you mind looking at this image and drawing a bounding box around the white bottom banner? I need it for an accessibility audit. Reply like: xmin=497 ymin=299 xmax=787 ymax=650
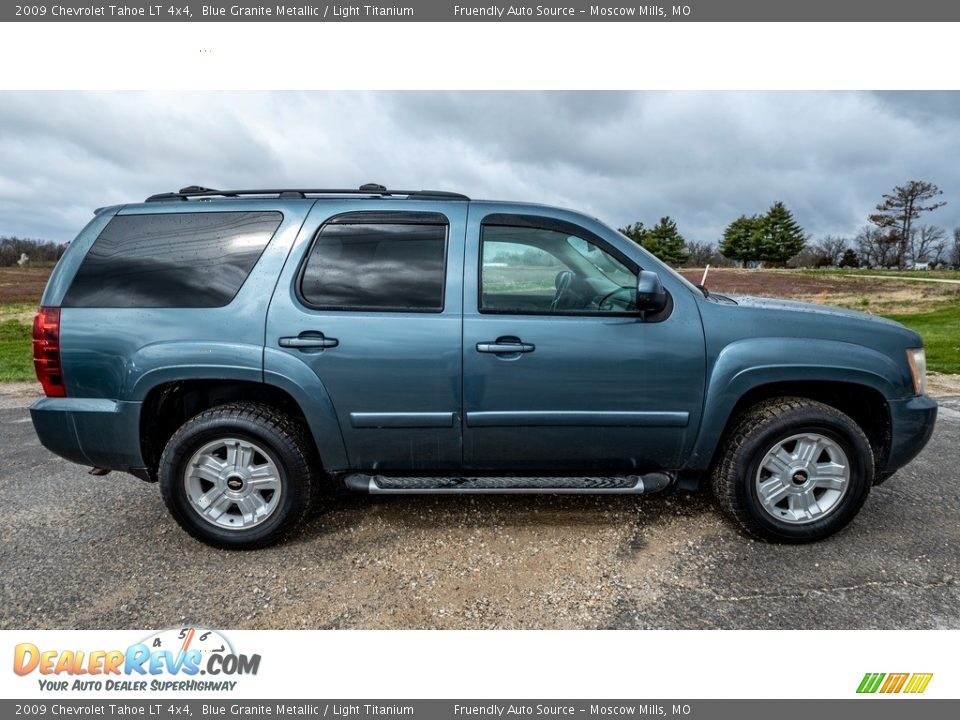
xmin=1 ymin=630 xmax=955 ymax=699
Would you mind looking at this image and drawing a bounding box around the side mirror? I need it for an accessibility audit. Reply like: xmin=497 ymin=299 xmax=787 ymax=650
xmin=636 ymin=270 xmax=668 ymax=313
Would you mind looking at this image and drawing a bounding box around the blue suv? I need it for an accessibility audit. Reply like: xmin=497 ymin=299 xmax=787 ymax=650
xmin=30 ymin=185 xmax=937 ymax=548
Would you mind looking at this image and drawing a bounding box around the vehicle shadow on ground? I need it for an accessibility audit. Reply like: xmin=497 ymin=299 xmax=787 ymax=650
xmin=296 ymin=485 xmax=719 ymax=539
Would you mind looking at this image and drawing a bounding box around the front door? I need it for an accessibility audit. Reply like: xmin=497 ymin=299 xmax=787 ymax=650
xmin=462 ymin=207 xmax=705 ymax=473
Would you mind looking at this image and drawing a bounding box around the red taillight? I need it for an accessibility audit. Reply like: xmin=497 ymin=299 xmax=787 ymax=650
xmin=33 ymin=306 xmax=66 ymax=397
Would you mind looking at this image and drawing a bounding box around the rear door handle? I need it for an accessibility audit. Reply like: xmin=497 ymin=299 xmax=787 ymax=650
xmin=476 ymin=338 xmax=535 ymax=354
xmin=279 ymin=333 xmax=339 ymax=350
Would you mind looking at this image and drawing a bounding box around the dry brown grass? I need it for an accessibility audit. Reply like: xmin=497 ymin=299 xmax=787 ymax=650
xmin=682 ymin=269 xmax=960 ymax=315
xmin=0 ymin=266 xmax=52 ymax=304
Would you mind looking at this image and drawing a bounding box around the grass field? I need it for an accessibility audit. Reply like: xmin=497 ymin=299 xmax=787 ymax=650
xmin=684 ymin=268 xmax=960 ymax=374
xmin=810 ymin=268 xmax=960 ymax=281
xmin=0 ymin=320 xmax=32 ymax=382
xmin=0 ymin=267 xmax=957 ymax=381
xmin=685 ymin=267 xmax=960 ymax=315
xmin=0 ymin=266 xmax=53 ymax=304
xmin=885 ymin=306 xmax=960 ymax=374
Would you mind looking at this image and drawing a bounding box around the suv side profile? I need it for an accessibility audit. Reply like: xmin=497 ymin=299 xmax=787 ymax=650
xmin=31 ymin=185 xmax=938 ymax=548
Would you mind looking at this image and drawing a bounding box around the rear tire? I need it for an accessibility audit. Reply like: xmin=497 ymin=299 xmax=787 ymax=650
xmin=712 ymin=397 xmax=874 ymax=543
xmin=159 ymin=403 xmax=319 ymax=549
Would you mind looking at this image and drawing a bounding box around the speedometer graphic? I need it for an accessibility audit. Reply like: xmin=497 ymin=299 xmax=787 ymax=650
xmin=140 ymin=627 xmax=234 ymax=659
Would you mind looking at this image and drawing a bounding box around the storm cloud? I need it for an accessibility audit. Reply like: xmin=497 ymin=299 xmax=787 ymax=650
xmin=1 ymin=91 xmax=957 ymax=243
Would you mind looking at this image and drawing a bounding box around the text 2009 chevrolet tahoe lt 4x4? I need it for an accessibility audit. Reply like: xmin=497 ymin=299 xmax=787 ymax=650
xmin=30 ymin=185 xmax=937 ymax=548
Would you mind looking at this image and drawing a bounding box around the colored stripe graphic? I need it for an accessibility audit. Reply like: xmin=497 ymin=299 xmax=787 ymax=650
xmin=857 ymin=673 xmax=885 ymax=693
xmin=880 ymin=673 xmax=909 ymax=693
xmin=857 ymin=672 xmax=933 ymax=694
xmin=903 ymin=673 xmax=933 ymax=694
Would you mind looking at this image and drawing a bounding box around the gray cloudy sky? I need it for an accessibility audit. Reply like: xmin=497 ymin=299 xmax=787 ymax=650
xmin=1 ymin=91 xmax=958 ymax=243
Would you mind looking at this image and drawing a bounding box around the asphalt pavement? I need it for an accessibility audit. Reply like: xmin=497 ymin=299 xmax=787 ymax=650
xmin=1 ymin=392 xmax=958 ymax=630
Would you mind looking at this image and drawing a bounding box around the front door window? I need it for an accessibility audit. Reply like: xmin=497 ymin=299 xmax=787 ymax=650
xmin=480 ymin=224 xmax=638 ymax=314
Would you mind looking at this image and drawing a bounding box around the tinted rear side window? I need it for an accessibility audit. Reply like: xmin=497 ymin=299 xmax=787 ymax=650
xmin=300 ymin=219 xmax=447 ymax=312
xmin=64 ymin=211 xmax=282 ymax=308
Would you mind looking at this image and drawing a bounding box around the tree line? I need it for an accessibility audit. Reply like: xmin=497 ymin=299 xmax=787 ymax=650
xmin=5 ymin=181 xmax=959 ymax=270
xmin=619 ymin=179 xmax=958 ymax=269
xmin=0 ymin=236 xmax=67 ymax=267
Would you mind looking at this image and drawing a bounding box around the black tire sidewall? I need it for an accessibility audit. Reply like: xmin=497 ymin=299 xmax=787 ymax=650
xmin=734 ymin=410 xmax=873 ymax=542
xmin=159 ymin=412 xmax=310 ymax=549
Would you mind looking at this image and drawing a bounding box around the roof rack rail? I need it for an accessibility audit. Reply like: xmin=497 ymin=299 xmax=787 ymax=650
xmin=145 ymin=184 xmax=470 ymax=202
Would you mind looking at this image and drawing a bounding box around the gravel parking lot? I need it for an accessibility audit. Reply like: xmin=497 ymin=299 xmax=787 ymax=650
xmin=1 ymin=385 xmax=958 ymax=630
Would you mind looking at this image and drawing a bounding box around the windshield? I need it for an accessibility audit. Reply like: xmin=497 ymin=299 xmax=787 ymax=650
xmin=565 ymin=236 xmax=634 ymax=288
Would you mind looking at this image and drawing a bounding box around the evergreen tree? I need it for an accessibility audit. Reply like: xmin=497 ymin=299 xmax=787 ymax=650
xmin=720 ymin=215 xmax=762 ymax=265
xmin=839 ymin=248 xmax=860 ymax=268
xmin=619 ymin=221 xmax=660 ymax=258
xmin=618 ymin=222 xmax=646 ymax=245
xmin=759 ymin=201 xmax=806 ymax=264
xmin=643 ymin=216 xmax=688 ymax=266
xmin=620 ymin=218 xmax=688 ymax=266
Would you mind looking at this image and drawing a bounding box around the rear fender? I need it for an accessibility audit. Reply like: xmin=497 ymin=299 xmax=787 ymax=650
xmin=129 ymin=344 xmax=349 ymax=471
xmin=263 ymin=347 xmax=349 ymax=470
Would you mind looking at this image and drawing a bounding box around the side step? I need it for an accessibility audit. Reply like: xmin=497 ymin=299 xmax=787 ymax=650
xmin=342 ymin=473 xmax=674 ymax=495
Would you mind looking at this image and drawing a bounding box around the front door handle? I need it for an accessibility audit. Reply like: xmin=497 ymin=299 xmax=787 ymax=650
xmin=476 ymin=338 xmax=535 ymax=354
xmin=279 ymin=332 xmax=339 ymax=350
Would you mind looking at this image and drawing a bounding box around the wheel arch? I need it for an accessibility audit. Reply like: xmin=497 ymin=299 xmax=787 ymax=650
xmin=139 ymin=378 xmax=347 ymax=480
xmin=690 ymin=378 xmax=891 ymax=480
xmin=684 ymin=338 xmax=900 ymax=476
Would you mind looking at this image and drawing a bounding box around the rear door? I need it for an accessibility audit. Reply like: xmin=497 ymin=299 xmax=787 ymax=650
xmin=266 ymin=201 xmax=466 ymax=471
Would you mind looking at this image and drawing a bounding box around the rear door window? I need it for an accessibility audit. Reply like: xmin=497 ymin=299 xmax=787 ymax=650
xmin=299 ymin=213 xmax=448 ymax=312
xmin=64 ymin=211 xmax=282 ymax=308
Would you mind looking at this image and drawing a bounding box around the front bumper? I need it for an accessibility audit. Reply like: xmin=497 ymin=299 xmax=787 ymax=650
xmin=881 ymin=394 xmax=938 ymax=479
xmin=30 ymin=397 xmax=145 ymax=472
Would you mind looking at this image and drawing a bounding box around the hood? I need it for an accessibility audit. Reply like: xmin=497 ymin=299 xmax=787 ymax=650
xmin=725 ymin=294 xmax=908 ymax=330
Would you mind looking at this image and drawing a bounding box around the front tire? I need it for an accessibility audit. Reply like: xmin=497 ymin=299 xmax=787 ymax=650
xmin=712 ymin=397 xmax=874 ymax=543
xmin=159 ymin=403 xmax=318 ymax=549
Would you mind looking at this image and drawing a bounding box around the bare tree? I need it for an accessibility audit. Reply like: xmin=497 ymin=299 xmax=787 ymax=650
xmin=682 ymin=240 xmax=717 ymax=267
xmin=952 ymin=227 xmax=960 ymax=269
xmin=909 ymin=225 xmax=947 ymax=266
xmin=856 ymin=226 xmax=900 ymax=268
xmin=815 ymin=235 xmax=848 ymax=266
xmin=0 ymin=236 xmax=66 ymax=267
xmin=788 ymin=245 xmax=826 ymax=268
xmin=868 ymin=180 xmax=947 ymax=268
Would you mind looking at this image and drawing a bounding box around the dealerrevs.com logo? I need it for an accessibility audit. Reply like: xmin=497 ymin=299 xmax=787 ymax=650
xmin=857 ymin=672 xmax=933 ymax=694
xmin=13 ymin=627 xmax=260 ymax=692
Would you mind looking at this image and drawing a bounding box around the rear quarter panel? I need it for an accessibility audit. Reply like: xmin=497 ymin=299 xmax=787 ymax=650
xmin=54 ymin=200 xmax=310 ymax=400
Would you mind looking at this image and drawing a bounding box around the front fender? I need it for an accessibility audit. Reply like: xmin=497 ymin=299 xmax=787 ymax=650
xmin=686 ymin=338 xmax=902 ymax=470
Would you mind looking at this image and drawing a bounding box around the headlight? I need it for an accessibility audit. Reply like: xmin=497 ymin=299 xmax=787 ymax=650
xmin=906 ymin=348 xmax=927 ymax=395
